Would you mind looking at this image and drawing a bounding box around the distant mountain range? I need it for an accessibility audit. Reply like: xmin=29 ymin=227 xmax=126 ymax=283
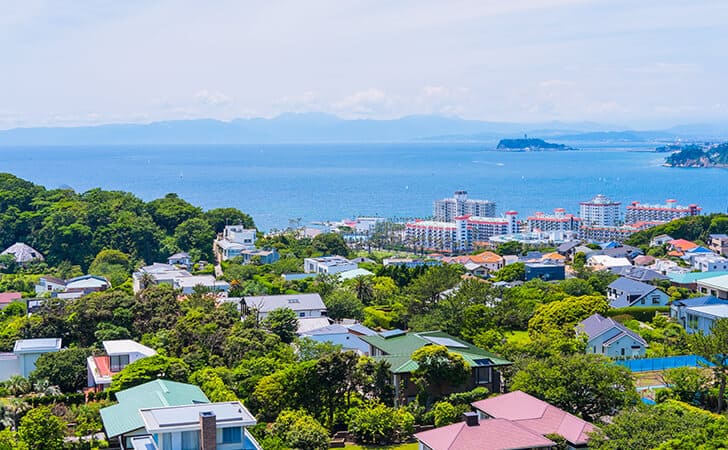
xmin=1 ymin=113 xmax=728 ymax=145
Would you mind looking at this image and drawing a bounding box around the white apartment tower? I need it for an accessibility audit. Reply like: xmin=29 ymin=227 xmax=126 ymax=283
xmin=433 ymin=191 xmax=496 ymax=222
xmin=579 ymin=194 xmax=621 ymax=227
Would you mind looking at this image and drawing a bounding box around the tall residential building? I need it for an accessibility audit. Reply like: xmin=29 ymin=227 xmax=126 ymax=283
xmin=579 ymin=221 xmax=664 ymax=243
xmin=625 ymin=199 xmax=701 ymax=224
xmin=433 ymin=191 xmax=496 ymax=222
xmin=579 ymin=194 xmax=621 ymax=227
xmin=527 ymin=208 xmax=582 ymax=232
xmin=405 ymin=213 xmax=518 ymax=252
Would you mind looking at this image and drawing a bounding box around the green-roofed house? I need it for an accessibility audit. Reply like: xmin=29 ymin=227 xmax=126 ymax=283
xmin=360 ymin=330 xmax=511 ymax=405
xmin=100 ymin=379 xmax=210 ymax=448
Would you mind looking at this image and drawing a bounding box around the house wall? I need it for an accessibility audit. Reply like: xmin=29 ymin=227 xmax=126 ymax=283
xmin=257 ymin=308 xmax=325 ymax=320
xmin=685 ymin=312 xmax=719 ymax=335
xmin=0 ymin=355 xmax=20 ymax=382
xmin=587 ymin=332 xmax=646 ymax=358
xmin=696 ymin=283 xmax=728 ymax=300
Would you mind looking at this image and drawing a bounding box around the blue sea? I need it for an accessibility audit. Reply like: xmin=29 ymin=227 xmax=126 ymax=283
xmin=1 ymin=144 xmax=726 ymax=231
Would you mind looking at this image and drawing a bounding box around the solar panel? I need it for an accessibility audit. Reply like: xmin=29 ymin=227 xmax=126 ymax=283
xmin=380 ymin=329 xmax=406 ymax=339
xmin=423 ymin=336 xmax=467 ymax=348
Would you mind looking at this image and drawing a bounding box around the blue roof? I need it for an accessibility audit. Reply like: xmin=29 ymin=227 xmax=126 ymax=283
xmin=672 ymin=296 xmax=728 ymax=308
xmin=608 ymin=277 xmax=656 ymax=296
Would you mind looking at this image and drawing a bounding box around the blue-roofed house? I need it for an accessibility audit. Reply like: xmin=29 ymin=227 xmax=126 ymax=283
xmin=670 ymin=296 xmax=728 ymax=328
xmin=577 ymin=314 xmax=648 ymax=358
xmin=607 ymin=277 xmax=670 ymax=308
xmin=299 ymin=322 xmax=377 ymax=355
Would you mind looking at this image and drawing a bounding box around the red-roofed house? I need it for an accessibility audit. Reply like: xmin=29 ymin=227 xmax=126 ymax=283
xmin=669 ymin=239 xmax=699 ymax=253
xmin=471 ymin=391 xmax=597 ymax=448
xmin=415 ymin=416 xmax=555 ymax=450
xmin=0 ymin=292 xmax=22 ymax=309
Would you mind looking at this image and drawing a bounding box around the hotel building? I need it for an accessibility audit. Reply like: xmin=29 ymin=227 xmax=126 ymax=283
xmin=433 ymin=191 xmax=496 ymax=222
xmin=405 ymin=212 xmax=518 ymax=252
xmin=625 ymin=199 xmax=701 ymax=224
xmin=579 ymin=194 xmax=621 ymax=227
xmin=527 ymin=208 xmax=582 ymax=232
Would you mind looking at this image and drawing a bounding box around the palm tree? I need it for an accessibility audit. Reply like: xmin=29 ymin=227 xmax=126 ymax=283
xmin=32 ymin=379 xmax=61 ymax=397
xmin=352 ymin=276 xmax=374 ymax=304
xmin=4 ymin=375 xmax=31 ymax=396
xmin=138 ymin=272 xmax=155 ymax=291
xmin=0 ymin=397 xmax=30 ymax=431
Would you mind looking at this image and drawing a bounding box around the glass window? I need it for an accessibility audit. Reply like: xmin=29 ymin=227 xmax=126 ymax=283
xmin=110 ymin=354 xmax=130 ymax=372
xmin=181 ymin=430 xmax=199 ymax=450
xmin=474 ymin=367 xmax=491 ymax=384
xmin=162 ymin=433 xmax=172 ymax=450
xmin=222 ymin=427 xmax=242 ymax=444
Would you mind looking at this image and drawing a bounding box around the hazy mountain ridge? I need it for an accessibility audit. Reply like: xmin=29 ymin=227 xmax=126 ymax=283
xmin=1 ymin=113 xmax=727 ymax=145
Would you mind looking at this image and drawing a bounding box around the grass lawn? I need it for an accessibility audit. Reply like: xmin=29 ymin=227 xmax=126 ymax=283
xmin=504 ymin=330 xmax=531 ymax=345
xmin=345 ymin=444 xmax=418 ymax=450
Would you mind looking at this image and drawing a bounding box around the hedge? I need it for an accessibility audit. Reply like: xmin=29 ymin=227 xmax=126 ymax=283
xmin=605 ymin=306 xmax=669 ymax=322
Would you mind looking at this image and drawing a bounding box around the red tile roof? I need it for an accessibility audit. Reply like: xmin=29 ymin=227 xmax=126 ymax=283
xmin=669 ymin=239 xmax=698 ymax=251
xmin=415 ymin=418 xmax=555 ymax=450
xmin=471 ymin=391 xmax=597 ymax=446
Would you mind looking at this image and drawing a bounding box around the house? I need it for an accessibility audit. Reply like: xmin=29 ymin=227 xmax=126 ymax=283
xmin=300 ymin=323 xmax=377 ymax=355
xmin=668 ymin=271 xmax=728 ymax=290
xmin=683 ymin=304 xmax=728 ymax=335
xmin=35 ymin=274 xmax=110 ymax=299
xmin=214 ymin=226 xmax=258 ymax=261
xmin=1 ymin=242 xmax=44 ymax=264
xmin=670 ymin=296 xmax=728 ymax=328
xmin=132 ymin=264 xmax=229 ymax=294
xmin=599 ymin=244 xmax=643 ymax=260
xmin=696 ymin=274 xmax=728 ymax=300
xmin=577 ymin=314 xmax=648 ymax=358
xmin=442 ymin=251 xmax=505 ymax=273
xmin=87 ymin=340 xmax=156 ymax=391
xmin=0 ymin=338 xmax=62 ymax=382
xmin=541 ymin=252 xmax=567 ymax=264
xmin=633 ymin=255 xmax=656 ymax=266
xmin=35 ymin=276 xmax=67 ymax=294
xmin=175 ymin=275 xmax=230 ymax=295
xmin=168 ymin=252 xmax=192 ymax=268
xmin=360 ymin=330 xmax=511 ymax=405
xmin=238 ymin=248 xmax=279 ymax=265
xmin=525 ymin=263 xmax=565 ymax=281
xmin=471 ymin=390 xmax=598 ymax=449
xmin=668 ymin=239 xmax=699 ymax=255
xmin=650 ymin=234 xmax=674 ymax=247
xmin=303 ymin=256 xmax=357 ymax=274
xmin=586 ymin=255 xmax=632 ymax=270
xmin=692 ymin=254 xmax=728 ymax=272
xmin=100 ymin=379 xmax=262 ymax=450
xmin=243 ymin=293 xmax=327 ymax=320
xmin=463 ymin=262 xmax=491 ymax=277
xmin=710 ymin=234 xmax=728 ymax=256
xmin=0 ymin=292 xmax=22 ymax=309
xmin=296 ymin=317 xmax=333 ymax=334
xmin=557 ymin=241 xmax=580 ymax=258
xmin=609 ymin=266 xmax=668 ymax=283
xmin=415 ymin=415 xmax=555 ymax=450
xmin=607 ymin=277 xmax=670 ymax=308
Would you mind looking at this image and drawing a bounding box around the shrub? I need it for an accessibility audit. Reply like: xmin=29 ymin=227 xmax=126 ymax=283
xmin=348 ymin=402 xmax=414 ymax=444
xmin=432 ymin=401 xmax=458 ymax=427
xmin=272 ymin=410 xmax=328 ymax=450
xmin=605 ymin=306 xmax=669 ymax=322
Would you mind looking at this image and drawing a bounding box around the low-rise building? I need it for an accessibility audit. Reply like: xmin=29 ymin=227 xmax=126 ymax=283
xmin=132 ymin=263 xmax=229 ymax=294
xmin=243 ymin=293 xmax=327 ymax=320
xmin=35 ymin=275 xmax=111 ymax=299
xmin=360 ymin=330 xmax=511 ymax=405
xmin=442 ymin=251 xmax=504 ymax=273
xmin=683 ymin=304 xmax=728 ymax=335
xmin=0 ymin=292 xmax=22 ymax=309
xmin=670 ymin=296 xmax=728 ymax=329
xmin=167 ymin=252 xmax=192 ymax=268
xmin=303 ymin=256 xmax=357 ymax=274
xmin=0 ymin=242 xmax=44 ymax=265
xmin=524 ymin=263 xmax=565 ymax=281
xmin=586 ymin=255 xmax=632 ymax=270
xmin=87 ymin=340 xmax=156 ymax=391
xmin=710 ymin=234 xmax=728 ymax=256
xmin=650 ymin=234 xmax=675 ymax=247
xmin=577 ymin=313 xmax=648 ymax=358
xmin=692 ymin=254 xmax=728 ymax=272
xmin=607 ymin=277 xmax=670 ymax=308
xmin=213 ymin=226 xmax=257 ymax=261
xmin=696 ymin=274 xmax=728 ymax=300
xmin=0 ymin=338 xmax=62 ymax=382
xmin=609 ymin=266 xmax=668 ymax=283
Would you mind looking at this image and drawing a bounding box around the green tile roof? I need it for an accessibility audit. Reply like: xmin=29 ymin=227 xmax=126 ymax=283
xmin=100 ymin=379 xmax=209 ymax=438
xmin=360 ymin=330 xmax=511 ymax=374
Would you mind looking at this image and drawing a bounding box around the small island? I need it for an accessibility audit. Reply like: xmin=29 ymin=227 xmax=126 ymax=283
xmin=664 ymin=142 xmax=728 ymax=168
xmin=496 ymin=137 xmax=574 ymax=151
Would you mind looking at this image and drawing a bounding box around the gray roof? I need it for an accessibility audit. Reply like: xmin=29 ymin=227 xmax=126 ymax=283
xmin=244 ymin=293 xmax=326 ymax=313
xmin=710 ymin=234 xmax=728 ymax=239
xmin=610 ymin=266 xmax=668 ymax=282
xmin=1 ymin=242 xmax=44 ymax=263
xmin=599 ymin=245 xmax=643 ymax=259
xmin=577 ymin=314 xmax=647 ymax=346
xmin=557 ymin=241 xmax=580 ymax=253
xmin=168 ymin=252 xmax=190 ymax=260
xmin=13 ymin=338 xmax=62 ymax=353
xmin=139 ymin=401 xmax=256 ymax=433
xmin=608 ymin=277 xmax=656 ymax=296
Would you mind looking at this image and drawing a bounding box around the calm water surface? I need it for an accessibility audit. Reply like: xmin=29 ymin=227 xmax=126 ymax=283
xmin=1 ymin=144 xmax=726 ymax=231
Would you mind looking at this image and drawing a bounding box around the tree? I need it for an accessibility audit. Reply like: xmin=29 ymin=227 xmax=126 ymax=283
xmin=262 ymin=308 xmax=298 ymax=344
xmin=311 ymin=233 xmax=349 ymax=257
xmin=589 ymin=400 xmax=720 ymax=450
xmin=432 ymin=401 xmax=459 ymax=427
xmin=88 ymin=249 xmax=132 ymax=287
xmin=323 ymin=288 xmax=364 ymax=321
xmin=272 ymin=410 xmax=329 ymax=450
xmin=108 ymin=355 xmax=190 ymax=393
xmin=174 ymin=217 xmax=216 ymax=261
xmin=496 ymin=241 xmax=523 ymax=256
xmin=31 ymin=348 xmax=92 ymax=393
xmin=688 ymin=318 xmax=728 ymax=412
xmin=511 ymin=353 xmax=636 ymax=421
xmin=349 ymin=276 xmax=375 ymax=304
xmin=406 ymin=265 xmax=463 ymax=314
xmin=411 ymin=345 xmax=469 ymax=402
xmin=492 ymin=262 xmax=525 ymax=282
xmin=348 ymin=402 xmax=414 ymax=444
xmin=204 ymin=207 xmax=255 ymax=233
xmin=17 ymin=406 xmax=66 ymax=450
xmin=659 ymin=367 xmax=711 ymax=407
xmin=146 ymin=193 xmax=202 ymax=233
xmin=528 ymin=295 xmax=609 ymax=338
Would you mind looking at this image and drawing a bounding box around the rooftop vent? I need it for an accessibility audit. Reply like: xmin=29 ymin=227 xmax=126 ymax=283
xmin=463 ymin=412 xmax=479 ymax=426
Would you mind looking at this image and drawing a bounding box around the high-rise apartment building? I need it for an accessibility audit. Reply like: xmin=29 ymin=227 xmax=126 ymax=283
xmin=433 ymin=191 xmax=496 ymax=222
xmin=579 ymin=194 xmax=621 ymax=227
xmin=625 ymin=199 xmax=700 ymax=224
xmin=527 ymin=208 xmax=582 ymax=232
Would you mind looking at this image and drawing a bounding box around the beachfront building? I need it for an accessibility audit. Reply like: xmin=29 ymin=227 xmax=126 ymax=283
xmin=579 ymin=194 xmax=621 ymax=227
xmin=526 ymin=208 xmax=582 ymax=232
xmin=303 ymin=256 xmax=357 ymax=274
xmin=625 ymin=199 xmax=701 ymax=224
xmin=87 ymin=340 xmax=157 ymax=391
xmin=433 ymin=190 xmax=496 ymax=222
xmin=579 ymin=221 xmax=663 ymax=243
xmin=405 ymin=213 xmax=518 ymax=252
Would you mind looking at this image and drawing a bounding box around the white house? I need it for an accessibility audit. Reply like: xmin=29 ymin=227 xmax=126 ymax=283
xmin=586 ymin=255 xmax=632 ymax=270
xmin=683 ymin=304 xmax=728 ymax=335
xmin=35 ymin=275 xmax=110 ymax=299
xmin=0 ymin=338 xmax=62 ymax=381
xmin=35 ymin=276 xmax=67 ymax=294
xmin=168 ymin=252 xmax=192 ymax=268
xmin=243 ymin=293 xmax=327 ymax=320
xmin=87 ymin=340 xmax=157 ymax=390
xmin=697 ymin=274 xmax=728 ymax=300
xmin=175 ymin=275 xmax=230 ymax=295
xmin=607 ymin=277 xmax=670 ymax=308
xmin=304 ymin=256 xmax=357 ymax=274
xmin=577 ymin=314 xmax=648 ymax=358
xmin=692 ymin=254 xmax=728 ymax=272
xmin=132 ymin=264 xmax=229 ymax=295
xmin=650 ymin=234 xmax=674 ymax=247
xmin=214 ymin=226 xmax=257 ymax=261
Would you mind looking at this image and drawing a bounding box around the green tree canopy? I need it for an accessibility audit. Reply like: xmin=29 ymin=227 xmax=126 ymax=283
xmin=30 ymin=348 xmax=92 ymax=393
xmin=262 ymin=308 xmax=299 ymax=344
xmin=17 ymin=406 xmax=66 ymax=450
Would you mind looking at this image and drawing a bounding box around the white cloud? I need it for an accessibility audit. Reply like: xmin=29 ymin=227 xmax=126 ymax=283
xmin=194 ymin=90 xmax=232 ymax=107
xmin=332 ymin=89 xmax=393 ymax=117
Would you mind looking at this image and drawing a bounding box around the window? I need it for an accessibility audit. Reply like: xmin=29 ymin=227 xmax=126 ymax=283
xmin=299 ymin=312 xmax=305 ymax=317
xmin=221 ymin=427 xmax=242 ymax=444
xmin=620 ymin=348 xmax=625 ymax=356
xmin=687 ymin=314 xmax=699 ymax=330
xmin=161 ymin=433 xmax=172 ymax=450
xmin=474 ymin=367 xmax=491 ymax=385
xmin=181 ymin=430 xmax=199 ymax=450
xmin=110 ymin=354 xmax=130 ymax=372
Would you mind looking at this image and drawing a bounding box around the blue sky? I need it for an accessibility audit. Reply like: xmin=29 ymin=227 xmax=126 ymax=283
xmin=2 ymin=0 xmax=727 ymax=128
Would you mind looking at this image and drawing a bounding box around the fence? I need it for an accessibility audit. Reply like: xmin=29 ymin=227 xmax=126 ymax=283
xmin=615 ymin=355 xmax=714 ymax=372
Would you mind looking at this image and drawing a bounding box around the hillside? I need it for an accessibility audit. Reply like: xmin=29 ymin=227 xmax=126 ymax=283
xmin=625 ymin=213 xmax=728 ymax=247
xmin=664 ymin=142 xmax=728 ymax=167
